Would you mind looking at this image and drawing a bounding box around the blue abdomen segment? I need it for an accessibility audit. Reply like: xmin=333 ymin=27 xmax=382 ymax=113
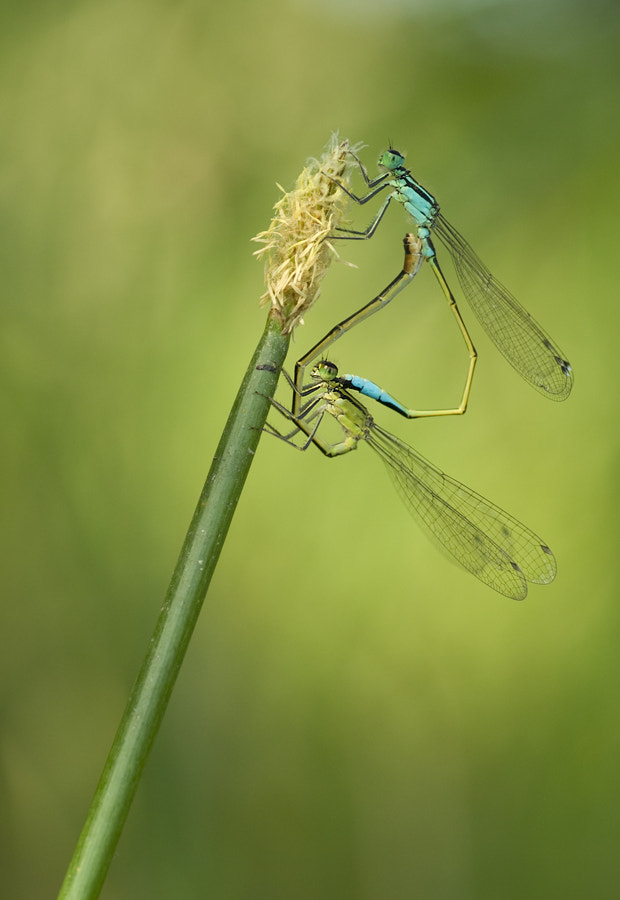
xmin=343 ymin=374 xmax=408 ymax=417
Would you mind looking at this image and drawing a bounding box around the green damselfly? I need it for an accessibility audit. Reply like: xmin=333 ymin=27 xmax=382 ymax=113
xmin=267 ymin=360 xmax=556 ymax=599
xmin=328 ymin=147 xmax=572 ymax=401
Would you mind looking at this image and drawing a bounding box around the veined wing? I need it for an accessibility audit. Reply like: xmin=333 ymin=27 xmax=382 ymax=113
xmin=433 ymin=213 xmax=572 ymax=400
xmin=368 ymin=425 xmax=557 ymax=599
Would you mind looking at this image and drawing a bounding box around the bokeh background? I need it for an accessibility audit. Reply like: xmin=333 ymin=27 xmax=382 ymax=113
xmin=2 ymin=0 xmax=619 ymax=897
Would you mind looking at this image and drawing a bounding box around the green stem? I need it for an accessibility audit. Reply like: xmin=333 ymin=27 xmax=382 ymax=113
xmin=58 ymin=312 xmax=290 ymax=900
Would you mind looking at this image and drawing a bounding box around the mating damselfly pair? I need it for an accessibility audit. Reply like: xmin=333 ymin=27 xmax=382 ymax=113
xmin=263 ymin=147 xmax=572 ymax=599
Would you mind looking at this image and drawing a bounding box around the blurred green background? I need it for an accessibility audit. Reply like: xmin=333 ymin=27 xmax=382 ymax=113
xmin=2 ymin=0 xmax=619 ymax=897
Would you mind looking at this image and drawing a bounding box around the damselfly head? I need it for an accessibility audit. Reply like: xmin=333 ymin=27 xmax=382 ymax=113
xmin=312 ymin=360 xmax=339 ymax=381
xmin=379 ymin=148 xmax=406 ymax=170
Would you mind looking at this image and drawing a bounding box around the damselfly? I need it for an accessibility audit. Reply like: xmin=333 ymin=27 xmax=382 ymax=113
xmin=267 ymin=360 xmax=556 ymax=599
xmin=328 ymin=148 xmax=572 ymax=401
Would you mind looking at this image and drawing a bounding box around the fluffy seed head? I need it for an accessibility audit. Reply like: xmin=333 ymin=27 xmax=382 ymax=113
xmin=253 ymin=135 xmax=356 ymax=334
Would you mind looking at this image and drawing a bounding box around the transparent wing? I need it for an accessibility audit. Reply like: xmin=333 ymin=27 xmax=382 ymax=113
xmin=369 ymin=425 xmax=557 ymax=599
xmin=433 ymin=213 xmax=573 ymax=400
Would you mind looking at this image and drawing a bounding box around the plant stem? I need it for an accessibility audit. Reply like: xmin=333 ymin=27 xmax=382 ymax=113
xmin=58 ymin=312 xmax=290 ymax=900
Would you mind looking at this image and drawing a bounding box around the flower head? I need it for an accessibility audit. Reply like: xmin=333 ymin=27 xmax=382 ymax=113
xmin=253 ymin=135 xmax=356 ymax=334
